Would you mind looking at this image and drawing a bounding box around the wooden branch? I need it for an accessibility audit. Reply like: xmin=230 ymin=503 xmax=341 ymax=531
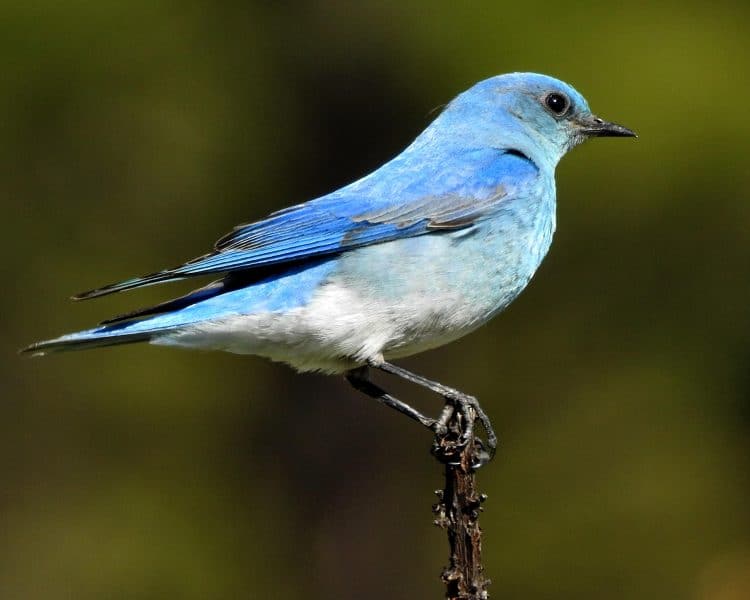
xmin=432 ymin=405 xmax=491 ymax=600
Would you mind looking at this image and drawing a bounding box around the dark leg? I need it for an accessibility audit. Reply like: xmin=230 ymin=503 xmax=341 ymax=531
xmin=370 ymin=360 xmax=497 ymax=457
xmin=345 ymin=366 xmax=449 ymax=434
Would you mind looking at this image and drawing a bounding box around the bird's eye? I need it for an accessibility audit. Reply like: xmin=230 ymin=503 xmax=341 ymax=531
xmin=544 ymin=92 xmax=570 ymax=116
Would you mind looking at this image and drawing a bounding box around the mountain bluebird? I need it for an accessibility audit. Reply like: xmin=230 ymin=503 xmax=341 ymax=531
xmin=23 ymin=73 xmax=635 ymax=457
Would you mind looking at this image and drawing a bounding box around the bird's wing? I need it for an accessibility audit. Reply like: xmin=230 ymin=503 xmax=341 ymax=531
xmin=75 ymin=150 xmax=537 ymax=299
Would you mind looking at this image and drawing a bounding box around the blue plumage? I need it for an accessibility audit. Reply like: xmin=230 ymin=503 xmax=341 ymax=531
xmin=74 ymin=148 xmax=535 ymax=299
xmin=23 ymin=72 xmax=635 ymax=375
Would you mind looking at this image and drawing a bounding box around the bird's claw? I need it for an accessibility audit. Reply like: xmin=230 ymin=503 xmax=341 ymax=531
xmin=450 ymin=393 xmax=497 ymax=459
xmin=431 ymin=393 xmax=497 ymax=468
xmin=429 ymin=402 xmax=455 ymax=437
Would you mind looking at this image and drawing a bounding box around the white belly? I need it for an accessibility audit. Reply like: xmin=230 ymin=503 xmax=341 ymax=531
xmin=153 ymin=277 xmax=483 ymax=373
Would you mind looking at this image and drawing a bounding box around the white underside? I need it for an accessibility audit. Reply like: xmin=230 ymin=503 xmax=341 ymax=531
xmin=152 ymin=278 xmax=487 ymax=374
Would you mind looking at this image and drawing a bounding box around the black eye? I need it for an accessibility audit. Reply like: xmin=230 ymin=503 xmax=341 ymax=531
xmin=544 ymin=92 xmax=570 ymax=116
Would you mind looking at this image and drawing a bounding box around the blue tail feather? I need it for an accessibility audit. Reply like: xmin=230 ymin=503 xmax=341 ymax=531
xmin=22 ymin=258 xmax=337 ymax=356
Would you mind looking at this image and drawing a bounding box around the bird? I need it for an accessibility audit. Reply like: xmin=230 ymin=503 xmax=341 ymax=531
xmin=22 ymin=72 xmax=635 ymax=459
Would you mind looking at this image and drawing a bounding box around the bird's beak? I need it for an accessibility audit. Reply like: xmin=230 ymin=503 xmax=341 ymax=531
xmin=578 ymin=114 xmax=637 ymax=138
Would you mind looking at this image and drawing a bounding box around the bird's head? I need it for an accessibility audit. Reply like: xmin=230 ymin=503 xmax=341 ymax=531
xmin=431 ymin=72 xmax=636 ymax=169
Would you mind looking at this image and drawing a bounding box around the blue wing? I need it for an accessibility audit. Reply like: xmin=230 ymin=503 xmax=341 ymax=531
xmin=74 ymin=149 xmax=538 ymax=300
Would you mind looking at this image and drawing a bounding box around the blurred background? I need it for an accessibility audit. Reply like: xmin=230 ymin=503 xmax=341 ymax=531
xmin=2 ymin=1 xmax=750 ymax=598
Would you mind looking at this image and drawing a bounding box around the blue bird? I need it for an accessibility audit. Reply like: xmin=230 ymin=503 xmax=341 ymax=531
xmin=22 ymin=73 xmax=635 ymax=457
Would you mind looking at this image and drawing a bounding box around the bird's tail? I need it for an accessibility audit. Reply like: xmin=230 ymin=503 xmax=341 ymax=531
xmin=19 ymin=319 xmax=174 ymax=356
xmin=21 ymin=259 xmax=333 ymax=357
xmin=20 ymin=278 xmax=234 ymax=356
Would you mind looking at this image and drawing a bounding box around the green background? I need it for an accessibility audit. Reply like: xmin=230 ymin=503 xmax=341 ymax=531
xmin=3 ymin=2 xmax=750 ymax=598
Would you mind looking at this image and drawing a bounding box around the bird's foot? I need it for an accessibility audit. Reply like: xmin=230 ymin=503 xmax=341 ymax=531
xmin=431 ymin=393 xmax=497 ymax=469
xmin=428 ymin=402 xmax=455 ymax=437
xmin=348 ymin=361 xmax=498 ymax=468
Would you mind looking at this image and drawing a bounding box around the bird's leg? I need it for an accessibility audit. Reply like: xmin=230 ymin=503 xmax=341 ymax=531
xmin=345 ymin=366 xmax=449 ymax=434
xmin=370 ymin=360 xmax=497 ymax=460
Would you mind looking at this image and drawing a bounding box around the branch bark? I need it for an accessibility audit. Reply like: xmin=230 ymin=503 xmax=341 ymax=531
xmin=432 ymin=405 xmax=491 ymax=600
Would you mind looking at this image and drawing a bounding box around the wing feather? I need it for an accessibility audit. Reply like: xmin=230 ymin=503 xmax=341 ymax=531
xmin=74 ymin=150 xmax=536 ymax=300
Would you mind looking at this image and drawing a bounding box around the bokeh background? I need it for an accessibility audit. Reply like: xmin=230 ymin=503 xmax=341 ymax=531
xmin=3 ymin=2 xmax=750 ymax=598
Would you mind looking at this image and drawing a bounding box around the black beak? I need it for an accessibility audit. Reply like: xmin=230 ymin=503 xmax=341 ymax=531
xmin=580 ymin=114 xmax=637 ymax=138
